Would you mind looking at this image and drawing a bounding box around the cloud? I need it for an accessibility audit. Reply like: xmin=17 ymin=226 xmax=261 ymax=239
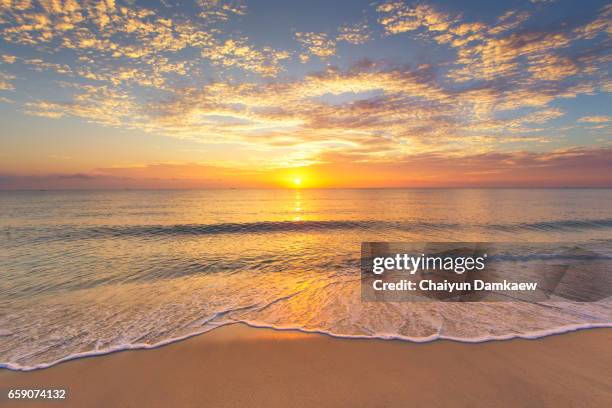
xmin=337 ymin=22 xmax=372 ymax=44
xmin=488 ymin=11 xmax=530 ymax=35
xmin=18 ymin=57 xmax=601 ymax=169
xmin=450 ymin=31 xmax=575 ymax=82
xmin=0 ymin=0 xmax=289 ymax=84
xmin=578 ymin=116 xmax=610 ymax=123
xmin=574 ymin=3 xmax=612 ymax=40
xmin=0 ymin=162 xmax=270 ymax=189
xmin=376 ymin=2 xmax=610 ymax=85
xmin=202 ymin=38 xmax=291 ymax=77
xmin=527 ymin=54 xmax=578 ymax=81
xmin=377 ymin=2 xmax=454 ymax=35
xmin=295 ymin=32 xmax=336 ymax=61
xmin=0 ymin=0 xmax=609 ymax=181
xmin=311 ymin=147 xmax=612 ymax=187
xmin=1 ymin=54 xmax=16 ymax=63
xmin=197 ymin=0 xmax=246 ymax=22
xmin=24 ymin=84 xmax=141 ymax=126
xmin=0 ymin=71 xmax=15 ymax=90
xmin=2 ymin=147 xmax=610 ymax=189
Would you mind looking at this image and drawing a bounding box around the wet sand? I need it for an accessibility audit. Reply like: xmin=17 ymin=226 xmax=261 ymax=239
xmin=1 ymin=325 xmax=611 ymax=407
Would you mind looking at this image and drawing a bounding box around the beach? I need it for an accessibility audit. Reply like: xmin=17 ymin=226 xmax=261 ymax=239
xmin=1 ymin=190 xmax=611 ymax=407
xmin=1 ymin=324 xmax=610 ymax=407
xmin=2 ymin=0 xmax=611 ymax=406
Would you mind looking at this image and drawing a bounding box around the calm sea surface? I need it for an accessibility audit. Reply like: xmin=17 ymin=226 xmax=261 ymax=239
xmin=1 ymin=189 xmax=611 ymax=369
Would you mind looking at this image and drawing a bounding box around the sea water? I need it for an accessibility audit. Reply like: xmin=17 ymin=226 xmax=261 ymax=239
xmin=0 ymin=189 xmax=610 ymax=370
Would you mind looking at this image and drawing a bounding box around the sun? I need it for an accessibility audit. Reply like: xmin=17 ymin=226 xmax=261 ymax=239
xmin=279 ymin=170 xmax=311 ymax=189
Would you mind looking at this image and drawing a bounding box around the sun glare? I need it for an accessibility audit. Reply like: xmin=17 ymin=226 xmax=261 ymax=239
xmin=279 ymin=170 xmax=313 ymax=189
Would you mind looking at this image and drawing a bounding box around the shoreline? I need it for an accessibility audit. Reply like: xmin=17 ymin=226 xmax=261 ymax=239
xmin=3 ymin=321 xmax=612 ymax=372
xmin=1 ymin=324 xmax=611 ymax=407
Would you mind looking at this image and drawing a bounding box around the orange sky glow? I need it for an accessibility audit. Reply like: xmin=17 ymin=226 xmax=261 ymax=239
xmin=0 ymin=0 xmax=610 ymax=188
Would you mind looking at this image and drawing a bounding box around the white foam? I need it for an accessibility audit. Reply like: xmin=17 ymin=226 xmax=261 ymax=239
xmin=2 ymin=320 xmax=610 ymax=372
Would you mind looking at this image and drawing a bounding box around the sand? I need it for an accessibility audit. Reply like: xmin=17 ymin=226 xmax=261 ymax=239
xmin=1 ymin=325 xmax=611 ymax=407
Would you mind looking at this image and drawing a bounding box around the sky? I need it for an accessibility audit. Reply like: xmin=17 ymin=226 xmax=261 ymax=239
xmin=0 ymin=0 xmax=610 ymax=189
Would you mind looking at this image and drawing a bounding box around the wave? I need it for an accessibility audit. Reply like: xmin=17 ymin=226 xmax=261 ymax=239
xmin=5 ymin=218 xmax=612 ymax=243
xmin=9 ymin=220 xmax=442 ymax=243
xmin=490 ymin=219 xmax=612 ymax=232
xmin=2 ymin=320 xmax=610 ymax=372
xmin=90 ymin=220 xmax=392 ymax=236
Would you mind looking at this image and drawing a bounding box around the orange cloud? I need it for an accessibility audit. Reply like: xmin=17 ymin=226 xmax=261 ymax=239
xmin=2 ymin=148 xmax=610 ymax=189
xmin=295 ymin=32 xmax=336 ymax=61
xmin=578 ymin=116 xmax=610 ymax=123
xmin=337 ymin=22 xmax=372 ymax=44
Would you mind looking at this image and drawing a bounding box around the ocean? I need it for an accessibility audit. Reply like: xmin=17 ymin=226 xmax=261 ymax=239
xmin=1 ymin=189 xmax=610 ymax=370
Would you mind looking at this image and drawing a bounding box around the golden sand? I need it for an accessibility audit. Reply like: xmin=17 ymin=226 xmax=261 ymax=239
xmin=1 ymin=325 xmax=610 ymax=407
